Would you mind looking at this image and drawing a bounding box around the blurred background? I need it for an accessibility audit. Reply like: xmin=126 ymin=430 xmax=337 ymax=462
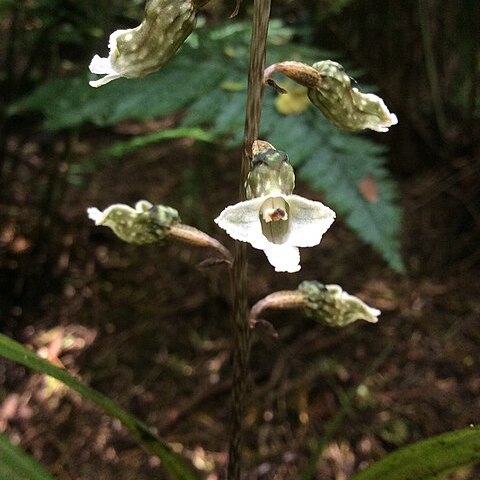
xmin=0 ymin=0 xmax=479 ymax=478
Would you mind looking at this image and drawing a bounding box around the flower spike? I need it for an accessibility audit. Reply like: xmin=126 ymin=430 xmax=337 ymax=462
xmin=264 ymin=60 xmax=398 ymax=132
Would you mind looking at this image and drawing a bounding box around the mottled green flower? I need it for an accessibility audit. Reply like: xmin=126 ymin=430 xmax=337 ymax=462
xmin=299 ymin=280 xmax=380 ymax=326
xmin=89 ymin=0 xmax=198 ymax=87
xmin=87 ymin=200 xmax=180 ymax=243
xmin=264 ymin=60 xmax=398 ymax=132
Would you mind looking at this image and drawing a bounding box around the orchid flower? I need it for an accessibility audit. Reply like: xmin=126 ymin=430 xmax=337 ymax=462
xmin=88 ymin=200 xmax=232 ymax=261
xmin=264 ymin=60 xmax=398 ymax=132
xmin=298 ymin=281 xmax=381 ymax=326
xmin=88 ymin=0 xmax=198 ymax=87
xmin=87 ymin=200 xmax=180 ymax=243
xmin=249 ymin=280 xmax=380 ymax=335
xmin=215 ymin=141 xmax=335 ymax=273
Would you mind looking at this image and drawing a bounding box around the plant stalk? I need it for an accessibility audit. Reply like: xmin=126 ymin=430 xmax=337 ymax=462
xmin=227 ymin=0 xmax=271 ymax=478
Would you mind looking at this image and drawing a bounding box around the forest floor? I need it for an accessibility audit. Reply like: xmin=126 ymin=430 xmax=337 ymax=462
xmin=1 ymin=130 xmax=479 ymax=480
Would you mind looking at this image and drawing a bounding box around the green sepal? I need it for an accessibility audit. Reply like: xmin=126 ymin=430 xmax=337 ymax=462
xmin=246 ymin=148 xmax=295 ymax=199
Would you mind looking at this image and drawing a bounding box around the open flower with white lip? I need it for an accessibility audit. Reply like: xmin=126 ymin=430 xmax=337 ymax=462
xmin=215 ymin=140 xmax=335 ymax=273
xmin=215 ymin=193 xmax=335 ymax=272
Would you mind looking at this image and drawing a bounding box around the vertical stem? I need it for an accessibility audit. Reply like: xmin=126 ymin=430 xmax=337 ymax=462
xmin=227 ymin=0 xmax=271 ymax=478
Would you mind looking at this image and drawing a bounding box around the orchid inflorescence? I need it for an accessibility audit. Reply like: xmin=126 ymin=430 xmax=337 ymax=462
xmin=88 ymin=0 xmax=396 ymax=330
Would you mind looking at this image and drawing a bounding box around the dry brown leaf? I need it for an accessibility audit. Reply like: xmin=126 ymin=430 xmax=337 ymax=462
xmin=358 ymin=176 xmax=379 ymax=203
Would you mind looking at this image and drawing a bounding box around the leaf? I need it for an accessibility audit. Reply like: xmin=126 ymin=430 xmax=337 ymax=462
xmin=0 ymin=333 xmax=201 ymax=480
xmin=0 ymin=433 xmax=56 ymax=480
xmin=351 ymin=427 xmax=480 ymax=480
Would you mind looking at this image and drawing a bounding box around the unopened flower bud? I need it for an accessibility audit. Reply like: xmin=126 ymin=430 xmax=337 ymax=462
xmin=245 ymin=140 xmax=295 ymax=199
xmin=87 ymin=200 xmax=180 ymax=244
xmin=298 ymin=280 xmax=380 ymax=327
xmin=264 ymin=60 xmax=398 ymax=132
xmin=89 ymin=0 xmax=201 ymax=87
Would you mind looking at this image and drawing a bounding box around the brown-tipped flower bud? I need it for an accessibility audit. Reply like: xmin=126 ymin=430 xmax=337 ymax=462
xmin=89 ymin=0 xmax=199 ymax=87
xmin=264 ymin=60 xmax=398 ymax=132
xmin=298 ymin=281 xmax=380 ymax=327
xmin=246 ymin=140 xmax=295 ymax=199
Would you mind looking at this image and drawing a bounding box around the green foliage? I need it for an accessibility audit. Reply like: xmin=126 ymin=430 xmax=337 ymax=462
xmin=351 ymin=427 xmax=480 ymax=480
xmin=0 ymin=333 xmax=201 ymax=480
xmin=13 ymin=20 xmax=403 ymax=270
xmin=0 ymin=433 xmax=56 ymax=480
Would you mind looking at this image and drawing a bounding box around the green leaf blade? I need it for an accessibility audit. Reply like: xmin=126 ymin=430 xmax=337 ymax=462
xmin=352 ymin=427 xmax=480 ymax=480
xmin=0 ymin=334 xmax=201 ymax=480
xmin=0 ymin=433 xmax=56 ymax=480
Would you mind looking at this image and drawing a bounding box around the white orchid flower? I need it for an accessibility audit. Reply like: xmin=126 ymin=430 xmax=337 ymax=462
xmin=215 ymin=193 xmax=335 ymax=273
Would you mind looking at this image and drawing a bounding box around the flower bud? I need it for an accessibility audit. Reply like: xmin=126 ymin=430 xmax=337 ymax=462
xmin=87 ymin=200 xmax=180 ymax=244
xmin=245 ymin=141 xmax=295 ymax=199
xmin=89 ymin=0 xmax=200 ymax=87
xmin=298 ymin=280 xmax=380 ymax=327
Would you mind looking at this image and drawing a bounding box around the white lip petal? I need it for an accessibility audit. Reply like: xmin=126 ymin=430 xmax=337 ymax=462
xmin=88 ymin=52 xmax=123 ymax=87
xmin=88 ymin=55 xmax=116 ymax=75
xmin=366 ymin=306 xmax=381 ymax=320
xmin=214 ymin=197 xmax=266 ymax=246
xmin=87 ymin=207 xmax=104 ymax=224
xmin=263 ymin=244 xmax=301 ymax=272
xmin=88 ymin=29 xmax=127 ymax=87
xmin=215 ymin=192 xmax=335 ymax=273
xmin=89 ymin=73 xmax=124 ymax=88
xmin=285 ymin=194 xmax=335 ymax=247
xmin=87 ymin=203 xmax=136 ymax=225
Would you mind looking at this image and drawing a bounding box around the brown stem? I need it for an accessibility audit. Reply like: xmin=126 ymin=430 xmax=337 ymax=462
xmin=227 ymin=0 xmax=271 ymax=478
